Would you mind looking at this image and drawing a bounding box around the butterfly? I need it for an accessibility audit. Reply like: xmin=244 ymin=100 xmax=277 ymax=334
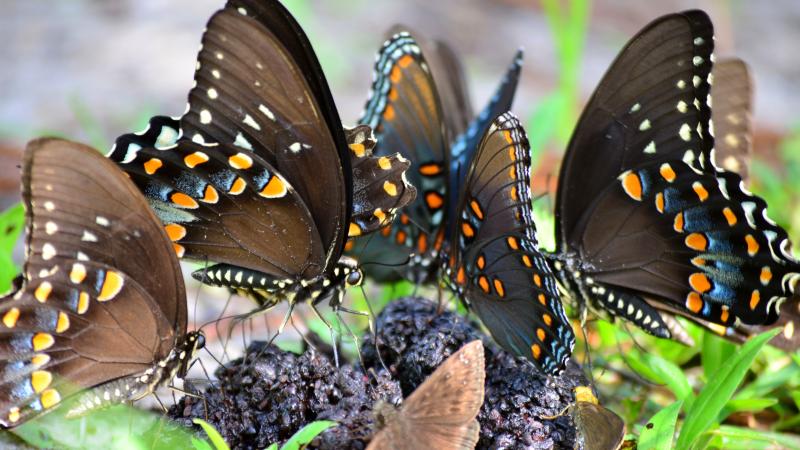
xmin=0 ymin=138 xmax=203 ymax=427
xmin=108 ymin=0 xmax=415 ymax=313
xmin=546 ymin=10 xmax=800 ymax=342
xmin=367 ymin=340 xmax=484 ymax=450
xmin=572 ymin=386 xmax=625 ymax=450
xmin=445 ymin=112 xmax=574 ymax=374
xmin=349 ymin=28 xmax=522 ymax=283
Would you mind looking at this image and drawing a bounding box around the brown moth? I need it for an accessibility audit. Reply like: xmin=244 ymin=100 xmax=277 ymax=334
xmin=572 ymin=386 xmax=626 ymax=450
xmin=367 ymin=340 xmax=485 ymax=450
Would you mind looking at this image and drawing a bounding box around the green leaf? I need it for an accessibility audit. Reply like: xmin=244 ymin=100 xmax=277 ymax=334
xmin=627 ymin=350 xmax=692 ymax=403
xmin=281 ymin=421 xmax=337 ymax=450
xmin=702 ymin=331 xmax=736 ymax=380
xmin=722 ymin=397 xmax=778 ymax=415
xmin=193 ymin=419 xmax=230 ymax=450
xmin=192 ymin=437 xmax=215 ymax=450
xmin=265 ymin=444 xmax=278 ymax=450
xmin=638 ymin=400 xmax=682 ymax=450
xmin=676 ymin=329 xmax=781 ymax=449
xmin=0 ymin=203 xmax=24 ymax=292
xmin=706 ymin=425 xmax=800 ymax=450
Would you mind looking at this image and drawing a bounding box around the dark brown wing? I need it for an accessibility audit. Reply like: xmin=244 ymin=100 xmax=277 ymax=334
xmin=711 ymin=58 xmax=753 ymax=182
xmin=0 ymin=138 xmax=185 ymax=427
xmin=181 ymin=3 xmax=349 ymax=265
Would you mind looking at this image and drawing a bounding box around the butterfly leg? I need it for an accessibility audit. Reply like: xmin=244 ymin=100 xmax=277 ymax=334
xmin=309 ymin=302 xmax=340 ymax=367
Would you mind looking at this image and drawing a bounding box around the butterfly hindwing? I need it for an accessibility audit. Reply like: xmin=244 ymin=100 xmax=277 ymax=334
xmin=711 ymin=58 xmax=753 ymax=181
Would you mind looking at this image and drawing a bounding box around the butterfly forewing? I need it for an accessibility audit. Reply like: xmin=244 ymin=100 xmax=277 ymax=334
xmin=556 ymin=10 xmax=714 ymax=246
xmin=0 ymin=139 xmax=187 ymax=427
xmin=182 ymin=5 xmax=348 ymax=263
xmin=368 ymin=341 xmax=484 ymax=450
xmin=711 ymin=58 xmax=753 ymax=181
xmin=448 ymin=113 xmax=573 ymax=373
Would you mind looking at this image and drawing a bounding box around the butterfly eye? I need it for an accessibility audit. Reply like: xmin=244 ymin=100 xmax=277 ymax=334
xmin=194 ymin=333 xmax=206 ymax=350
xmin=346 ymin=270 xmax=363 ymax=287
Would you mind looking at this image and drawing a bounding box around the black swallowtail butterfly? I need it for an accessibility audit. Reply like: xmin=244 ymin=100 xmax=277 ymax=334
xmin=0 ymin=139 xmax=203 ymax=427
xmin=445 ymin=113 xmax=574 ymax=374
xmin=351 ymin=28 xmax=522 ymax=283
xmin=546 ymin=10 xmax=800 ymax=342
xmin=108 ymin=0 xmax=415 ymax=312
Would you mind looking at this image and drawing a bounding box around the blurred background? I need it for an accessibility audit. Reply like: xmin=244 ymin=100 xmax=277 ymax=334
xmin=2 ymin=0 xmax=800 ymax=446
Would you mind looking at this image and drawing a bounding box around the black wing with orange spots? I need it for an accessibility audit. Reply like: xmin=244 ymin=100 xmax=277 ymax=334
xmin=110 ymin=1 xmax=414 ymax=307
xmin=549 ymin=10 xmax=800 ymax=340
xmin=446 ymin=113 xmax=573 ymax=374
xmin=0 ymin=139 xmax=200 ymax=428
xmin=352 ymin=31 xmax=450 ymax=282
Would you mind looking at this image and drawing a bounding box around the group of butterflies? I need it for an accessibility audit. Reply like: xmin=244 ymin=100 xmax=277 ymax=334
xmin=0 ymin=1 xmax=798 ymax=448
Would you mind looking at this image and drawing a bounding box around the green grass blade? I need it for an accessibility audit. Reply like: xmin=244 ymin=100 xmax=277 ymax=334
xmin=638 ymin=400 xmax=682 ymax=450
xmin=193 ymin=419 xmax=230 ymax=450
xmin=706 ymin=425 xmax=800 ymax=450
xmin=702 ymin=331 xmax=736 ymax=380
xmin=676 ymin=329 xmax=781 ymax=449
xmin=281 ymin=420 xmax=337 ymax=450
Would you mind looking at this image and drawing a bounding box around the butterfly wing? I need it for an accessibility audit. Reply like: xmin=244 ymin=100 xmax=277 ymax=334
xmin=711 ymin=58 xmax=753 ymax=182
xmin=449 ymin=50 xmax=522 ymax=224
xmin=555 ymin=10 xmax=714 ymax=246
xmin=109 ymin=124 xmax=324 ymax=281
xmin=448 ymin=113 xmax=573 ymax=373
xmin=0 ymin=139 xmax=185 ymax=427
xmin=180 ymin=2 xmax=349 ymax=265
xmin=553 ymin=10 xmax=799 ymax=333
xmin=574 ymin=402 xmax=626 ymax=450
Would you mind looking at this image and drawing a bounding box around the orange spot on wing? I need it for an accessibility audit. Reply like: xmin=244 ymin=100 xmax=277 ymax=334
xmin=621 ymin=171 xmax=643 ymax=201
xmin=477 ymin=255 xmax=486 ymax=270
xmin=510 ymin=186 xmax=518 ymax=201
xmin=383 ymin=181 xmax=398 ymax=196
xmin=390 ymin=66 xmax=402 ymax=83
xmin=745 ymin=234 xmax=759 ymax=256
xmin=538 ymin=293 xmax=546 ymax=305
xmin=260 ymin=176 xmax=286 ymax=198
xmin=478 ymin=276 xmax=490 ymax=293
xmin=35 ymin=282 xmax=52 ymax=303
xmin=388 ymin=88 xmax=398 ymax=101
xmin=32 ymin=332 xmax=54 ymax=351
xmin=456 ymin=266 xmax=466 ymax=285
xmin=507 ymin=236 xmax=519 ymax=250
xmin=229 ymin=177 xmax=246 ymax=195
xmin=522 ymin=255 xmax=533 ymax=267
xmin=381 ymin=225 xmax=392 ymax=237
xmin=144 ymin=158 xmax=162 ymax=175
xmin=173 ymin=243 xmax=186 ymax=258
xmin=537 ymin=328 xmax=546 ymax=341
xmin=723 ymin=207 xmax=737 ymax=226
xmin=171 ymin=192 xmax=199 ymax=209
xmin=55 ymin=312 xmax=69 ymax=333
xmin=98 ymin=271 xmax=124 ymax=302
xmin=40 ymin=388 xmax=60 ymax=409
xmin=493 ymin=279 xmax=505 ymax=297
xmin=344 ymin=239 xmax=354 ymax=252
xmin=720 ymin=306 xmax=730 ymax=323
xmin=184 ymin=152 xmax=209 ymax=168
xmin=750 ymin=290 xmax=761 ymax=310
xmin=543 ymin=314 xmax=553 ymax=326
xmin=77 ymin=292 xmax=89 ymax=314
xmin=686 ymin=292 xmax=703 ymax=313
xmin=655 ymin=192 xmax=664 ymax=213
xmin=685 ymin=233 xmax=707 ymax=251
xmin=425 ymin=192 xmax=444 ymax=210
xmin=674 ymin=212 xmax=685 ymax=233
xmin=469 ymin=200 xmax=484 ymax=219
xmin=660 ymin=163 xmax=676 ymax=182
xmin=692 ymin=182 xmax=709 ymax=202
xmin=165 ymin=224 xmax=186 ymax=242
xmin=31 ymin=371 xmax=52 ymax=393
xmin=395 ymin=230 xmax=407 ymax=244
xmin=760 ymin=266 xmax=772 ymax=285
xmin=417 ymin=234 xmax=428 ymax=253
xmin=689 ymin=273 xmax=711 ymax=293
xmin=228 ymin=153 xmax=253 ymax=169
xmin=349 ymin=143 xmax=366 ymax=158
xmin=531 ymin=344 xmax=541 ymax=359
xmin=202 ymin=185 xmax=219 ymax=203
xmin=503 ymin=130 xmax=513 ymax=144
xmin=461 ymin=222 xmax=475 ymax=238
xmin=533 ymin=273 xmax=542 ymax=287
xmin=3 ymin=308 xmax=19 ymax=328
xmin=348 ymin=222 xmax=362 ymax=237
xmin=419 ymin=163 xmax=442 ymax=176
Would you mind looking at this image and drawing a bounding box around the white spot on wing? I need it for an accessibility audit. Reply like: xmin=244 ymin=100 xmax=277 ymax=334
xmin=243 ymin=114 xmax=261 ymax=131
